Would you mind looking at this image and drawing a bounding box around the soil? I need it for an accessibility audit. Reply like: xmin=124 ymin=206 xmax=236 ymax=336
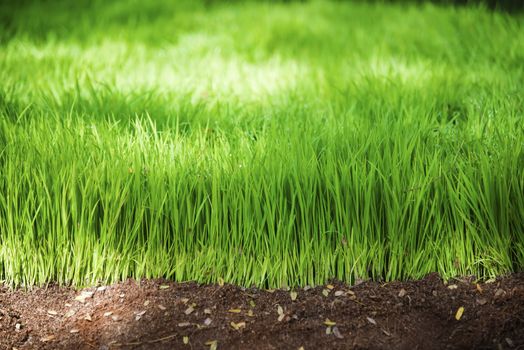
xmin=1 ymin=273 xmax=523 ymax=350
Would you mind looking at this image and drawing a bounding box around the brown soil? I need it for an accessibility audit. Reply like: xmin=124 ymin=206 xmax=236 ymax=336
xmin=1 ymin=273 xmax=523 ymax=350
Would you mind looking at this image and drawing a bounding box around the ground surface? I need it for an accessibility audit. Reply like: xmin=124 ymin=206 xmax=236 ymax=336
xmin=1 ymin=273 xmax=523 ymax=350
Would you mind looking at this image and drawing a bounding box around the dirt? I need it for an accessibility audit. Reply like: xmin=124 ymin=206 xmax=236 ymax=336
xmin=1 ymin=273 xmax=523 ymax=350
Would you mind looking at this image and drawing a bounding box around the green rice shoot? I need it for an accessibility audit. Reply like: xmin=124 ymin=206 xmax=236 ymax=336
xmin=1 ymin=0 xmax=523 ymax=288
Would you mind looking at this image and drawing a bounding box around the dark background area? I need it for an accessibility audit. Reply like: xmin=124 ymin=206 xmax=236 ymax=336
xmin=205 ymin=0 xmax=524 ymax=13
xmin=356 ymin=0 xmax=524 ymax=12
xmin=2 ymin=0 xmax=524 ymax=12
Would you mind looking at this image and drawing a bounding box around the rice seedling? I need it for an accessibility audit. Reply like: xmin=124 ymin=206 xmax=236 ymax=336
xmin=0 ymin=0 xmax=523 ymax=287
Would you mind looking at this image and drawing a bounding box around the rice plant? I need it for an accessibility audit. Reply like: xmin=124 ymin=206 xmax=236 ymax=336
xmin=1 ymin=0 xmax=523 ymax=287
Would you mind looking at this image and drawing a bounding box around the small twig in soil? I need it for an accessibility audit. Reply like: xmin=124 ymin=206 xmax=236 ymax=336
xmin=110 ymin=333 xmax=179 ymax=347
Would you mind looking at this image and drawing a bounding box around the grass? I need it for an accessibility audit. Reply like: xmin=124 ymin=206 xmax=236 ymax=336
xmin=1 ymin=0 xmax=523 ymax=288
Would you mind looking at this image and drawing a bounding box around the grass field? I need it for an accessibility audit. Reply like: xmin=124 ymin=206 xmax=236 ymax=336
xmin=1 ymin=0 xmax=523 ymax=288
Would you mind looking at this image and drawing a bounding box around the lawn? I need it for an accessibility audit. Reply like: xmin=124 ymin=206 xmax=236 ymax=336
xmin=1 ymin=0 xmax=523 ymax=288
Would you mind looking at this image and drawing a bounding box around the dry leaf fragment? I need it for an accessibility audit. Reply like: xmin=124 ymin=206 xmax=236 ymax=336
xmin=476 ymin=298 xmax=488 ymax=305
xmin=158 ymin=305 xmax=167 ymax=311
xmin=80 ymin=290 xmax=95 ymax=298
xmin=143 ymin=300 xmax=150 ymax=307
xmin=324 ymin=319 xmax=337 ymax=326
xmin=266 ymin=289 xmax=275 ymax=293
xmin=354 ymin=278 xmax=365 ymax=286
xmin=178 ymin=322 xmax=191 ymax=327
xmin=381 ymin=329 xmax=391 ymax=336
xmin=298 ymin=347 xmax=305 ymax=350
xmin=346 ymin=290 xmax=355 ymax=296
xmin=334 ymin=291 xmax=344 ymax=297
xmin=249 ymin=300 xmax=256 ymax=308
xmin=84 ymin=314 xmax=92 ymax=321
xmin=494 ymin=289 xmax=505 ymax=297
xmin=230 ymin=321 xmax=246 ymax=330
xmin=136 ymin=310 xmax=146 ymax=316
xmin=398 ymin=289 xmax=407 ymax=298
xmin=204 ymin=318 xmax=212 ymax=326
xmin=184 ymin=306 xmax=194 ymax=315
xmin=204 ymin=308 xmax=212 ymax=314
xmin=41 ymin=335 xmax=56 ymax=342
xmin=159 ymin=285 xmax=170 ymax=290
xmin=247 ymin=309 xmax=254 ymax=317
xmin=332 ymin=326 xmax=344 ymax=339
xmin=182 ymin=336 xmax=189 ymax=345
xmin=111 ymin=315 xmax=121 ymax=322
xmin=290 ymin=291 xmax=298 ymax=301
xmin=277 ymin=305 xmax=285 ymax=321
xmin=322 ymin=289 xmax=330 ymax=297
xmin=228 ymin=308 xmax=241 ymax=313
xmin=205 ymin=340 xmax=218 ymax=350
xmin=325 ymin=326 xmax=332 ymax=335
xmin=47 ymin=310 xmax=58 ymax=316
xmin=476 ymin=283 xmax=483 ymax=293
xmin=74 ymin=291 xmax=94 ymax=303
xmin=181 ymin=298 xmax=190 ymax=304
xmin=366 ymin=317 xmax=377 ymax=325
xmin=455 ymin=306 xmax=464 ymax=320
xmin=65 ymin=309 xmax=76 ymax=318
xmin=103 ymin=311 xmax=113 ymax=317
xmin=70 ymin=329 xmax=80 ymax=334
xmin=326 ymin=284 xmax=334 ymax=290
xmin=447 ymin=284 xmax=458 ymax=290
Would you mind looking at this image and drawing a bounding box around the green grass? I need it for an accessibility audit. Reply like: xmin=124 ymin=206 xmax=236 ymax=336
xmin=1 ymin=0 xmax=523 ymax=287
